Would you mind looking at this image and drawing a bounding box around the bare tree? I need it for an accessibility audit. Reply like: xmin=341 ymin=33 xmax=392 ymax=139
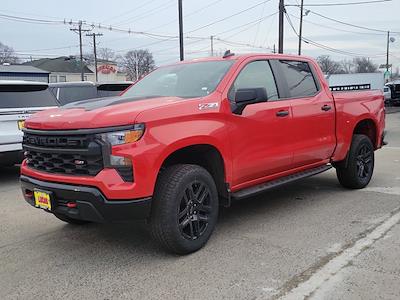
xmin=316 ymin=55 xmax=344 ymax=74
xmin=83 ymin=53 xmax=95 ymax=65
xmin=122 ymin=49 xmax=155 ymax=81
xmin=340 ymin=59 xmax=354 ymax=74
xmin=353 ymin=57 xmax=378 ymax=73
xmin=0 ymin=42 xmax=18 ymax=64
xmin=97 ymin=48 xmax=115 ymax=61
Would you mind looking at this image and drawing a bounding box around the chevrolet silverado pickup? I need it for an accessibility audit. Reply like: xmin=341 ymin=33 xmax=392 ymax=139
xmin=20 ymin=53 xmax=386 ymax=254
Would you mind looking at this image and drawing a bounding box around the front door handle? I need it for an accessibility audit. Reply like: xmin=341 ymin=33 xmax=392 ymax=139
xmin=276 ymin=110 xmax=289 ymax=117
xmin=321 ymin=104 xmax=332 ymax=111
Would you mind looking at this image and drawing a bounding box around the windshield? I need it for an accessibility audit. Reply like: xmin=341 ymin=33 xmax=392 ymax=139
xmin=0 ymin=84 xmax=58 ymax=108
xmin=123 ymin=60 xmax=235 ymax=99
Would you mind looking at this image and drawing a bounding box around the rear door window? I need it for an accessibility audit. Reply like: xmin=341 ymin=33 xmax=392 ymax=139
xmin=278 ymin=60 xmax=318 ymax=98
xmin=0 ymin=84 xmax=58 ymax=108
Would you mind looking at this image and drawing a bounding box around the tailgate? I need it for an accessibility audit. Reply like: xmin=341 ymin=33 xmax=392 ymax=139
xmin=0 ymin=107 xmax=53 ymax=146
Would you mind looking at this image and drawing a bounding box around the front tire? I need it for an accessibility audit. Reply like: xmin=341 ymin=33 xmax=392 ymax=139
xmin=150 ymin=164 xmax=219 ymax=255
xmin=335 ymin=134 xmax=374 ymax=189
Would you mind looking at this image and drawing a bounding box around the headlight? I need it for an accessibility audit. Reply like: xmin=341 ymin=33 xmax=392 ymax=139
xmin=96 ymin=124 xmax=145 ymax=146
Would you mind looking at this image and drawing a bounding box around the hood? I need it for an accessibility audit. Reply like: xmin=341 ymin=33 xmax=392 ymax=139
xmin=25 ymin=96 xmax=184 ymax=130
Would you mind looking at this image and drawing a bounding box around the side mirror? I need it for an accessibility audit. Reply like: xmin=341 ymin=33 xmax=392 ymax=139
xmin=232 ymin=88 xmax=268 ymax=114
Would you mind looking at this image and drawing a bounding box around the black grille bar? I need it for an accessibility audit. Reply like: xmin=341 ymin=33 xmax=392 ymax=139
xmin=23 ymin=131 xmax=104 ymax=176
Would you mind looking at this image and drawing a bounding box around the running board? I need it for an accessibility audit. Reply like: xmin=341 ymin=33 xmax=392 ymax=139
xmin=232 ymin=165 xmax=332 ymax=200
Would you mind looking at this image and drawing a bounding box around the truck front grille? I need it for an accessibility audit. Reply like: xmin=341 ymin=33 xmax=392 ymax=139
xmin=23 ymin=132 xmax=104 ymax=176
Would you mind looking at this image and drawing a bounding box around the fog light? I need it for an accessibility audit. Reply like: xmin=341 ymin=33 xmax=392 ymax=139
xmin=109 ymin=155 xmax=133 ymax=182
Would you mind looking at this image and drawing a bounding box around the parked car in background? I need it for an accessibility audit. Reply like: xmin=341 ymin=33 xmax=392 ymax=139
xmin=383 ymin=86 xmax=392 ymax=104
xmin=0 ymin=81 xmax=58 ymax=166
xmin=49 ymin=81 xmax=132 ymax=105
xmin=385 ymin=81 xmax=400 ymax=106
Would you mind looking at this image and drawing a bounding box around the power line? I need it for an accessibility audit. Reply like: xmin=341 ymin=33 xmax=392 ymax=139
xmin=287 ymin=0 xmax=391 ymax=6
xmin=185 ymin=0 xmax=273 ymax=34
xmin=0 ymin=13 xmax=63 ymax=25
xmin=112 ymin=0 xmax=175 ymax=27
xmin=307 ymin=10 xmax=400 ymax=34
xmin=215 ymin=12 xmax=278 ymax=37
xmin=14 ymin=44 xmax=80 ymax=52
xmin=100 ymin=0 xmax=158 ymax=23
xmin=285 ymin=12 xmax=385 ymax=57
xmin=253 ymin=0 xmax=269 ymax=45
xmin=145 ymin=0 xmax=224 ymax=32
xmin=287 ymin=12 xmax=385 ymax=36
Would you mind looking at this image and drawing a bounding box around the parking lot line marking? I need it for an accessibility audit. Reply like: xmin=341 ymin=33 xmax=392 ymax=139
xmin=268 ymin=208 xmax=400 ymax=300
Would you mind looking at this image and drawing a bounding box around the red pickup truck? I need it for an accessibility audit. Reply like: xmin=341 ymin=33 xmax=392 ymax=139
xmin=21 ymin=53 xmax=386 ymax=254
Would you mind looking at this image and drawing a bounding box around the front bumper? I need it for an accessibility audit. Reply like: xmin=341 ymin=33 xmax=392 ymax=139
xmin=20 ymin=175 xmax=152 ymax=223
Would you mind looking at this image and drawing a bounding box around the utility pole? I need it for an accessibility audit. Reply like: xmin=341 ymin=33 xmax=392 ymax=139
xmin=386 ymin=31 xmax=390 ymax=73
xmin=86 ymin=32 xmax=103 ymax=82
xmin=70 ymin=21 xmax=91 ymax=81
xmin=278 ymin=0 xmax=285 ymax=53
xmin=298 ymin=0 xmax=304 ymax=55
xmin=210 ymin=35 xmax=214 ymax=56
xmin=178 ymin=0 xmax=184 ymax=61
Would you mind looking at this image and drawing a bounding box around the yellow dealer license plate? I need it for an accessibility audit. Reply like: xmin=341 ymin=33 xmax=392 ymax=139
xmin=17 ymin=120 xmax=25 ymax=130
xmin=34 ymin=190 xmax=52 ymax=211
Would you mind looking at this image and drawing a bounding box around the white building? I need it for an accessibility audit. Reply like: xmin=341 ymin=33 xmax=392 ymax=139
xmin=23 ymin=57 xmax=127 ymax=83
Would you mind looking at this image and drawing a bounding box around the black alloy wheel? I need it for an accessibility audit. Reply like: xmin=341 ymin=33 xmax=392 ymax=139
xmin=178 ymin=181 xmax=212 ymax=240
xmin=150 ymin=164 xmax=219 ymax=254
xmin=356 ymin=144 xmax=373 ymax=180
xmin=336 ymin=134 xmax=375 ymax=189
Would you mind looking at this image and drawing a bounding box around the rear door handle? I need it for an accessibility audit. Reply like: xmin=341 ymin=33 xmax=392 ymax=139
xmin=321 ymin=104 xmax=332 ymax=111
xmin=276 ymin=110 xmax=289 ymax=117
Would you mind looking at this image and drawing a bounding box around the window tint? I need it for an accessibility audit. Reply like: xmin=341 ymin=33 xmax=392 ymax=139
xmin=97 ymin=84 xmax=131 ymax=97
xmin=123 ymin=60 xmax=234 ymax=99
xmin=229 ymin=60 xmax=278 ymax=101
xmin=58 ymin=86 xmax=97 ymax=105
xmin=0 ymin=85 xmax=58 ymax=108
xmin=279 ymin=60 xmax=318 ymax=98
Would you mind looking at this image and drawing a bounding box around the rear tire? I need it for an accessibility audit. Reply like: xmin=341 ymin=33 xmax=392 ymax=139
xmin=150 ymin=164 xmax=219 ymax=255
xmin=335 ymin=134 xmax=374 ymax=189
xmin=54 ymin=213 xmax=91 ymax=225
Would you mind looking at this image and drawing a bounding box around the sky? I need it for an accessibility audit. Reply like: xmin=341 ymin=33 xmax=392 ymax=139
xmin=1 ymin=0 xmax=400 ymax=69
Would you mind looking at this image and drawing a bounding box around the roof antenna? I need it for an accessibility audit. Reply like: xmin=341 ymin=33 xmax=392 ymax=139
xmin=223 ymin=50 xmax=235 ymax=58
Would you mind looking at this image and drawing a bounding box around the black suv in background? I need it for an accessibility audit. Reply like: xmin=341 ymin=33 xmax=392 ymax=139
xmin=49 ymin=81 xmax=133 ymax=105
xmin=385 ymin=81 xmax=400 ymax=106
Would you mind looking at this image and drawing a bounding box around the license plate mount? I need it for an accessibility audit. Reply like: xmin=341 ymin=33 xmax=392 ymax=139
xmin=34 ymin=190 xmax=52 ymax=211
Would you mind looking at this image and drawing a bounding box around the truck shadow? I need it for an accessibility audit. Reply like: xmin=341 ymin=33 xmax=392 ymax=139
xmin=0 ymin=165 xmax=20 ymax=184
xmin=47 ymin=173 xmax=341 ymax=258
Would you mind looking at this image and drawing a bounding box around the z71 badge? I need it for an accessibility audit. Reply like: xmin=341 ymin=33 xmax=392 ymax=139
xmin=198 ymin=103 xmax=219 ymax=110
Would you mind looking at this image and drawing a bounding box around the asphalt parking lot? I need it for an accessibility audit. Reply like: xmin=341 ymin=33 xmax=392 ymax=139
xmin=1 ymin=111 xmax=399 ymax=300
